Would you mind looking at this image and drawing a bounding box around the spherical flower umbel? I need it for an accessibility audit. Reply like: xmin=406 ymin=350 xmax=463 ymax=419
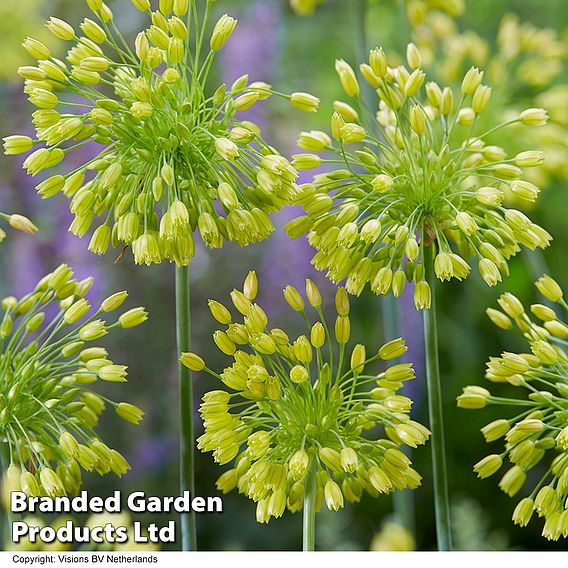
xmin=181 ymin=273 xmax=429 ymax=524
xmin=0 ymin=265 xmax=147 ymax=502
xmin=5 ymin=0 xmax=313 ymax=266
xmin=286 ymin=43 xmax=551 ymax=309
xmin=458 ymin=275 xmax=568 ymax=541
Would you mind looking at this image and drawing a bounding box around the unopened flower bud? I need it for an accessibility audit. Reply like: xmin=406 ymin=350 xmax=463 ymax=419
xmin=3 ymin=135 xmax=33 ymax=155
xmin=9 ymin=215 xmax=38 ymax=234
xmin=180 ymin=352 xmax=205 ymax=371
xmin=414 ymin=280 xmax=431 ymax=310
xmin=350 ymin=344 xmax=366 ymax=372
xmin=290 ymin=92 xmax=320 ymax=112
xmin=283 ymin=285 xmax=305 ymax=312
xmin=101 ymin=292 xmax=128 ymax=312
xmin=512 ymin=498 xmax=534 ymax=527
xmin=472 ymin=85 xmax=491 ymax=113
xmin=535 ymin=275 xmax=562 ymax=302
xmin=324 ymin=480 xmax=344 ymax=511
xmin=335 ymin=59 xmax=360 ymax=97
xmin=409 ymin=105 xmax=426 ymax=135
xmin=64 ymin=299 xmax=90 ymax=325
xmin=211 ymin=14 xmax=237 ymax=51
xmin=497 ymin=293 xmax=524 ymax=319
xmin=290 ymin=365 xmax=309 ymax=385
xmin=119 ymin=307 xmax=148 ymax=328
xmin=474 ymin=454 xmax=502 ymax=479
xmin=379 ymin=338 xmax=407 ymax=360
xmin=369 ymin=48 xmax=387 ymax=77
xmin=305 ymin=279 xmax=322 ymax=308
xmin=116 ymin=402 xmax=144 ymax=424
xmin=310 ymin=322 xmax=325 ymax=348
xmin=335 ymin=315 xmax=350 ymax=344
xmin=46 ymin=17 xmax=76 ymax=41
xmin=520 ymin=108 xmax=548 ymax=126
xmin=457 ymin=386 xmax=490 ymax=409
xmin=461 ymin=66 xmax=484 ymax=95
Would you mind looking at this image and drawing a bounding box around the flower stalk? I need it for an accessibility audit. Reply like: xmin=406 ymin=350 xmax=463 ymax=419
xmin=176 ymin=265 xmax=196 ymax=551
xmin=302 ymin=460 xmax=317 ymax=552
xmin=423 ymin=245 xmax=452 ymax=551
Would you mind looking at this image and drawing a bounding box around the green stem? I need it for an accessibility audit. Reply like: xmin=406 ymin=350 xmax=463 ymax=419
xmin=0 ymin=443 xmax=12 ymax=545
xmin=423 ymin=246 xmax=452 ymax=551
xmin=302 ymin=462 xmax=317 ymax=552
xmin=176 ymin=265 xmax=197 ymax=551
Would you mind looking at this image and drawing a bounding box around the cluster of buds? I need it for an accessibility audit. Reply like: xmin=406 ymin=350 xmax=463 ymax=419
xmin=457 ymin=275 xmax=568 ymax=541
xmin=0 ymin=212 xmax=38 ymax=244
xmin=286 ymin=43 xmax=551 ymax=309
xmin=416 ymin=12 xmax=568 ymax=191
xmin=0 ymin=265 xmax=146 ymax=502
xmin=4 ymin=0 xmax=318 ymax=266
xmin=181 ymin=273 xmax=429 ymax=524
xmin=421 ymin=13 xmax=565 ymax=92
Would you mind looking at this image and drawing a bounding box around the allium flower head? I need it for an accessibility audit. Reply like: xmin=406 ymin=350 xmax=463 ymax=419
xmin=458 ymin=275 xmax=568 ymax=541
xmin=286 ymin=43 xmax=551 ymax=309
xmin=182 ymin=273 xmax=429 ymax=523
xmin=5 ymin=0 xmax=314 ymax=266
xmin=0 ymin=265 xmax=147 ymax=502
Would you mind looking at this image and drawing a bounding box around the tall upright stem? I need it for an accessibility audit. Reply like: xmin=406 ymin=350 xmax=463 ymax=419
xmin=423 ymin=246 xmax=452 ymax=551
xmin=302 ymin=462 xmax=316 ymax=551
xmin=176 ymin=265 xmax=197 ymax=551
xmin=0 ymin=444 xmax=12 ymax=545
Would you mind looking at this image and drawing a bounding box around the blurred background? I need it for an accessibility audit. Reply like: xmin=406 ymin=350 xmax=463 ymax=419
xmin=0 ymin=0 xmax=567 ymax=552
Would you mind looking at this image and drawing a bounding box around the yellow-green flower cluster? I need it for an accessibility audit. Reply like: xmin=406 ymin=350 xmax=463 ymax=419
xmin=5 ymin=0 xmax=313 ymax=266
xmin=181 ymin=273 xmax=429 ymax=523
xmin=0 ymin=265 xmax=147 ymax=502
xmin=290 ymin=0 xmax=463 ymax=22
xmin=286 ymin=44 xmax=551 ymax=309
xmin=457 ymin=275 xmax=568 ymax=541
xmin=416 ymin=13 xmax=568 ymax=190
xmin=0 ymin=212 xmax=39 ymax=245
xmin=404 ymin=0 xmax=464 ymax=30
